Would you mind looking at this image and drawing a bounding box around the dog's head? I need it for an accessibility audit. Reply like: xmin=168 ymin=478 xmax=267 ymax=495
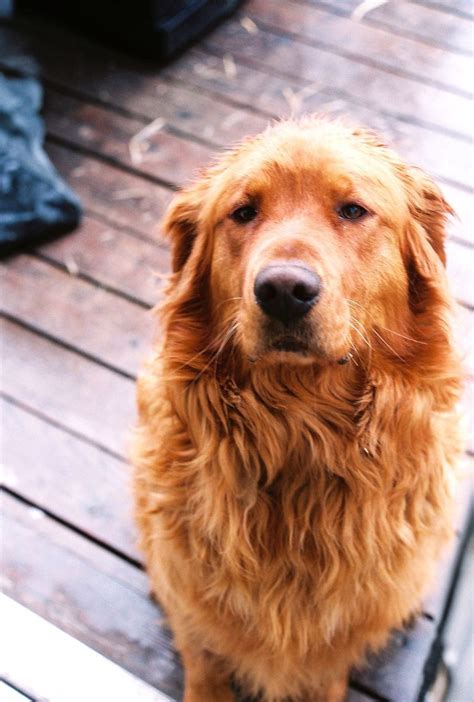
xmin=162 ymin=118 xmax=452 ymax=371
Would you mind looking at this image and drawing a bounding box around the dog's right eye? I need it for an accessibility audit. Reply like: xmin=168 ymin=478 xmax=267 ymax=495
xmin=230 ymin=205 xmax=258 ymax=224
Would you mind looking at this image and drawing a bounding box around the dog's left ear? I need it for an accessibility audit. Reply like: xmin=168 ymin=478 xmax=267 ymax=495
xmin=162 ymin=180 xmax=207 ymax=274
xmin=403 ymin=167 xmax=454 ymax=277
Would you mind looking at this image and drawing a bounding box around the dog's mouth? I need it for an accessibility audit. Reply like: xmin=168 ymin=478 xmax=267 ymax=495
xmin=271 ymin=337 xmax=309 ymax=354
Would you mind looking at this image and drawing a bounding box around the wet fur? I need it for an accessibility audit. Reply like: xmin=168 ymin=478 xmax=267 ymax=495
xmin=133 ymin=117 xmax=462 ymax=701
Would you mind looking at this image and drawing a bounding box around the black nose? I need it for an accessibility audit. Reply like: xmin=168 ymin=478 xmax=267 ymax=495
xmin=254 ymin=264 xmax=322 ymax=325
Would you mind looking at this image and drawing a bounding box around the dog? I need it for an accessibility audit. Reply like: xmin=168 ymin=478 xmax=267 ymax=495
xmin=132 ymin=117 xmax=462 ymax=702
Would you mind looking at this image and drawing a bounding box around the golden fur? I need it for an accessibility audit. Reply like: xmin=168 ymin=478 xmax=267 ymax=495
xmin=132 ymin=117 xmax=462 ymax=702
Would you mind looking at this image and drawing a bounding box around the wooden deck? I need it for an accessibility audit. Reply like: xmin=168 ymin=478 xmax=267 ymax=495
xmin=0 ymin=2 xmax=472 ymax=700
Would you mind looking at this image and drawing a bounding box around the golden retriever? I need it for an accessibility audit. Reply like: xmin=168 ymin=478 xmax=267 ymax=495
xmin=133 ymin=117 xmax=462 ymax=702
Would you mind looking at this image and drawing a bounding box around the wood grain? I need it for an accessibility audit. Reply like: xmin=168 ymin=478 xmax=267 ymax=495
xmin=40 ymin=214 xmax=169 ymax=308
xmin=248 ymin=0 xmax=472 ymax=95
xmin=44 ymin=89 xmax=215 ymax=187
xmin=300 ymin=0 xmax=473 ymax=54
xmin=1 ymin=492 xmax=183 ymax=699
xmin=1 ymin=397 xmax=139 ymax=562
xmin=203 ymin=18 xmax=473 ymax=138
xmin=0 ymin=317 xmax=135 ymax=456
xmin=0 ymin=255 xmax=153 ymax=377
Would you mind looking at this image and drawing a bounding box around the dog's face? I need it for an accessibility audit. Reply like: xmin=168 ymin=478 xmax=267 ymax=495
xmin=163 ymin=119 xmax=450 ymax=368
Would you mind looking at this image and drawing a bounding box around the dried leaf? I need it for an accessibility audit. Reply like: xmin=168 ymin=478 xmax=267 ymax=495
xmin=192 ymin=62 xmax=221 ymax=79
xmin=223 ymin=54 xmax=237 ymax=79
xmin=222 ymin=111 xmax=242 ymax=131
xmin=282 ymin=86 xmax=301 ymax=114
xmin=282 ymin=82 xmax=322 ymax=115
xmin=129 ymin=117 xmax=166 ymax=165
xmin=99 ymin=230 xmax=115 ymax=243
xmin=240 ymin=16 xmax=259 ymax=34
xmin=203 ymin=125 xmax=216 ymax=140
xmin=64 ymin=255 xmax=79 ymax=276
xmin=71 ymin=166 xmax=86 ymax=178
xmin=112 ymin=188 xmax=146 ymax=201
xmin=351 ymin=0 xmax=388 ymax=22
xmin=78 ymin=125 xmax=94 ymax=140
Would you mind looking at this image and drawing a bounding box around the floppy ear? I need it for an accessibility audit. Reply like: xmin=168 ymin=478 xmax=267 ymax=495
xmin=404 ymin=167 xmax=453 ymax=273
xmin=162 ymin=181 xmax=207 ymax=273
xmin=401 ymin=167 xmax=454 ymax=311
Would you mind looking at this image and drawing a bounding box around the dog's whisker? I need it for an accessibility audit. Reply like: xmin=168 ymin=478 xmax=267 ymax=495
xmin=349 ymin=320 xmax=372 ymax=351
xmin=371 ymin=328 xmax=406 ymax=363
xmin=346 ymin=298 xmax=425 ymax=345
xmin=213 ymin=296 xmax=244 ymax=313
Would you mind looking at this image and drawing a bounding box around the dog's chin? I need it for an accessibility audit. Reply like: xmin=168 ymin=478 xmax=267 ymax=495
xmin=247 ymin=336 xmax=322 ymax=365
xmin=245 ymin=333 xmax=353 ymax=366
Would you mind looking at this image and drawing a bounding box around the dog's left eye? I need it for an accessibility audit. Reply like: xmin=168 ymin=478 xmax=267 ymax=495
xmin=230 ymin=205 xmax=258 ymax=224
xmin=338 ymin=203 xmax=368 ymax=221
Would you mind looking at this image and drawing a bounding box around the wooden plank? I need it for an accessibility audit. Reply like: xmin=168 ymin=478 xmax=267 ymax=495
xmin=247 ymin=0 xmax=472 ymax=95
xmin=49 ymin=76 xmax=474 ymax=196
xmin=303 ymin=0 xmax=474 ymax=54
xmin=164 ymin=49 xmax=474 ymax=191
xmin=2 ymin=23 xmax=473 ymax=240
xmin=0 ymin=317 xmax=134 ymax=456
xmin=0 ymin=492 xmax=183 ymax=699
xmin=45 ymin=143 xmax=172 ymax=240
xmin=40 ymin=214 xmax=169 ymax=308
xmin=414 ymin=1 xmax=473 ymax=20
xmin=446 ymin=240 xmax=474 ymax=310
xmin=0 ymin=23 xmax=268 ymax=148
xmin=443 ymin=184 xmax=473 ymax=247
xmin=44 ymin=89 xmax=215 ymax=187
xmin=1 ymin=397 xmax=139 ymax=562
xmin=2 ymin=22 xmax=473 ymax=197
xmin=0 ymin=594 xmax=172 ymax=702
xmin=351 ymin=617 xmax=437 ymax=702
xmin=0 ymin=255 xmax=153 ymax=377
xmin=462 ymin=381 xmax=474 ymax=455
xmin=203 ymin=18 xmax=474 ymax=138
xmin=455 ymin=304 xmax=474 ymax=378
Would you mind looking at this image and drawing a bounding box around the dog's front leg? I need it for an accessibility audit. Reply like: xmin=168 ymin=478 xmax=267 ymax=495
xmin=181 ymin=645 xmax=234 ymax=702
xmin=311 ymin=676 xmax=348 ymax=702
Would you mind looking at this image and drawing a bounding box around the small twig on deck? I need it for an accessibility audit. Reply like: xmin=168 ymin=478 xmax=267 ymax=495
xmin=64 ymin=254 xmax=79 ymax=276
xmin=351 ymin=0 xmax=389 ymax=22
xmin=129 ymin=117 xmax=166 ymax=165
xmin=192 ymin=61 xmax=221 ymax=79
xmin=111 ymin=188 xmax=147 ymax=201
xmin=223 ymin=54 xmax=237 ymax=79
xmin=99 ymin=230 xmax=116 ymax=244
xmin=240 ymin=16 xmax=259 ymax=34
xmin=282 ymin=82 xmax=321 ymax=115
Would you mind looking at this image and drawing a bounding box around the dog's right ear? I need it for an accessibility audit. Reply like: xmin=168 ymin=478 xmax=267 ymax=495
xmin=162 ymin=181 xmax=207 ymax=273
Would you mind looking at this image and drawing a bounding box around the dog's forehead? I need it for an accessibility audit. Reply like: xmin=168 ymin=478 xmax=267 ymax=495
xmin=225 ymin=125 xmax=399 ymax=196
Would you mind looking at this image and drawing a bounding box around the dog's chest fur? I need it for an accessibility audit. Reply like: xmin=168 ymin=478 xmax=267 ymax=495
xmin=145 ymin=368 xmax=453 ymax=659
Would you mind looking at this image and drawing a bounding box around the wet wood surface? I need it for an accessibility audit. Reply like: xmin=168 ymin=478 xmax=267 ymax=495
xmin=0 ymin=2 xmax=472 ymax=701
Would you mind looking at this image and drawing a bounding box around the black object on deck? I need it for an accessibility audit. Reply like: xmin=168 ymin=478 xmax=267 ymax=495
xmin=0 ymin=73 xmax=82 ymax=257
xmin=17 ymin=1 xmax=244 ymax=60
